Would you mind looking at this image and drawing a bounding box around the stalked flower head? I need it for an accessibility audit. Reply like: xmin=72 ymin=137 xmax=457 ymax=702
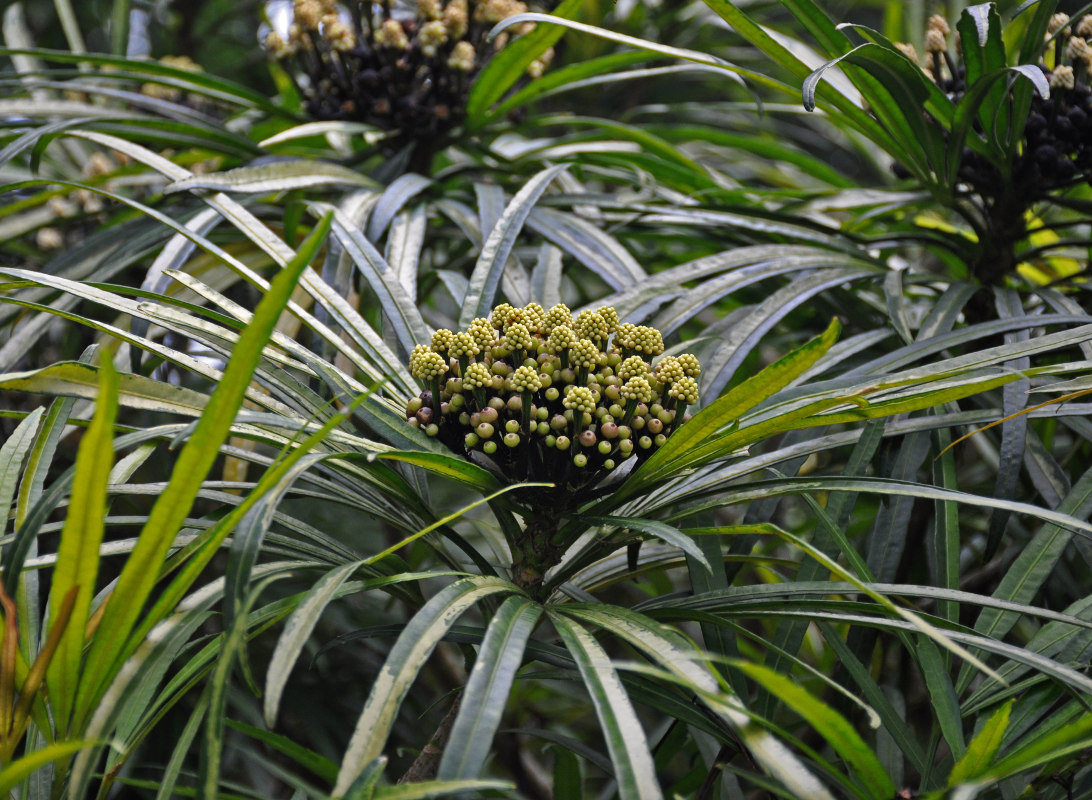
xmin=405 ymin=303 xmax=701 ymax=493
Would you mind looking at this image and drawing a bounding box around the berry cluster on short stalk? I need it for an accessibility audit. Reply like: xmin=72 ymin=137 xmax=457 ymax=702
xmin=898 ymin=13 xmax=1092 ymax=198
xmin=406 ymin=303 xmax=700 ymax=494
xmin=262 ymin=0 xmax=553 ymax=169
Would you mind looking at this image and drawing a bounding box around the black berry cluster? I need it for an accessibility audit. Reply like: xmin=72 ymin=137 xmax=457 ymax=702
xmin=263 ymin=0 xmax=552 ymax=170
xmin=896 ymin=13 xmax=1092 ymax=197
xmin=406 ymin=303 xmax=700 ymax=494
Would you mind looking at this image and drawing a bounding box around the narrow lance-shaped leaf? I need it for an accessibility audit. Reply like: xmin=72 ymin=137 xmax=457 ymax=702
xmin=458 ymin=164 xmax=569 ymax=329
xmin=438 ymin=596 xmax=543 ymax=780
xmin=548 ymin=611 xmax=663 ymax=800
xmin=45 ymin=355 xmax=118 ymax=736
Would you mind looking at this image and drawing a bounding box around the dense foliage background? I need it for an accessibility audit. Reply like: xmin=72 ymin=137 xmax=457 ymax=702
xmin=2 ymin=0 xmax=1092 ymax=798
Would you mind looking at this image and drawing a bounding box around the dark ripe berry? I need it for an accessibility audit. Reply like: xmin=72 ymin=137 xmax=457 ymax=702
xmin=578 ymin=430 xmax=597 ymax=447
xmin=416 ymin=406 xmax=434 ymax=425
xmin=891 ymin=161 xmax=912 ymax=179
xmin=1057 ymin=158 xmax=1077 ymax=179
xmin=420 ymin=390 xmax=433 ymax=407
xmin=1035 ymin=144 xmax=1059 ymax=165
xmin=480 ymin=406 xmax=499 ymax=424
xmin=374 ymin=98 xmax=391 ymax=115
xmin=1056 ymin=115 xmax=1076 ymax=140
xmin=1069 ymin=105 xmax=1088 ymax=129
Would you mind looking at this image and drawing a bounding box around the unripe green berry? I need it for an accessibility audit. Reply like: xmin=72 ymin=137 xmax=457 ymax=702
xmin=425 ymin=423 xmax=439 ymax=437
xmin=480 ymin=406 xmax=499 ymax=424
xmin=658 ymin=409 xmax=674 ymax=424
xmin=555 ymin=435 xmax=571 ymax=451
xmin=604 ymin=459 xmax=615 ymax=469
xmin=646 ymin=417 xmax=663 ymax=434
xmin=618 ymin=438 xmax=634 ymax=456
xmin=601 ymin=422 xmax=619 ymax=439
xmin=578 ymin=430 xmax=597 ymax=447
xmin=573 ymin=453 xmax=588 ymax=468
xmin=545 ymin=387 xmax=560 ymax=402
xmin=654 ymin=433 xmax=667 ymax=447
xmin=609 ymin=403 xmax=623 ymax=418
xmin=477 ymin=422 xmax=495 ymax=439
xmin=407 ymin=397 xmax=423 ymax=416
xmin=617 ymin=425 xmax=632 ymax=439
xmin=550 ymin=414 xmax=567 ymax=431
xmin=536 ymin=421 xmax=551 ymax=436
xmin=507 ymin=395 xmax=523 ymax=413
xmin=505 ymin=419 xmax=520 ymax=434
xmin=632 ymin=416 xmax=645 ymax=430
xmin=465 ymin=432 xmax=480 ymax=448
xmin=545 ymin=435 xmax=556 ymax=447
xmin=449 ymin=393 xmax=465 ymax=411
xmin=504 ymin=432 xmax=520 ymax=447
xmin=408 ymin=417 xmax=420 ymax=427
xmin=483 ymin=440 xmax=498 ymax=455
xmin=597 ymin=440 xmax=612 ymax=455
xmin=460 ymin=412 xmax=472 ymax=426
xmin=639 ymin=435 xmax=653 ymax=449
xmin=535 ymin=406 xmax=549 ymax=420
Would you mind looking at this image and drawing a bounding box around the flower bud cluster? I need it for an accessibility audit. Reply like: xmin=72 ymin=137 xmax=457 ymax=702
xmin=893 ymin=14 xmax=1092 ymax=197
xmin=405 ymin=303 xmax=700 ymax=489
xmin=262 ymin=0 xmax=553 ymax=162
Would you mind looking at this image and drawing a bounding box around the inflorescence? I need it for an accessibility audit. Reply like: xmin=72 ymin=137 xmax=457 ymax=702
xmin=898 ymin=13 xmax=1092 ymax=194
xmin=406 ymin=303 xmax=699 ymax=494
xmin=263 ymin=0 xmax=552 ymax=168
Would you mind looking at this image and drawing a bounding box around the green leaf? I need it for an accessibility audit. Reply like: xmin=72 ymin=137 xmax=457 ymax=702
xmin=164 ymin=160 xmax=378 ymax=194
xmin=438 ymin=596 xmax=543 ymax=780
xmin=263 ymin=561 xmax=367 ymax=728
xmin=0 ymin=408 xmax=43 ymax=537
xmin=0 ymin=740 xmax=95 ymax=795
xmin=458 ymin=164 xmax=568 ymax=329
xmin=333 ymin=576 xmax=517 ymax=795
xmin=582 ymin=516 xmax=711 ymax=573
xmin=948 ymin=700 xmax=1011 ymax=786
xmin=373 ymin=779 xmax=515 ymax=799
xmin=45 ymin=354 xmax=118 ymax=735
xmin=465 ymin=0 xmax=593 ymax=127
xmin=731 ymin=660 xmax=895 ymax=799
xmin=548 ymin=612 xmax=663 ymax=800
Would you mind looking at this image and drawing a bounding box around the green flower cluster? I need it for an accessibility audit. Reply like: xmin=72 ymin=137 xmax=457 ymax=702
xmin=406 ymin=303 xmax=700 ymax=488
